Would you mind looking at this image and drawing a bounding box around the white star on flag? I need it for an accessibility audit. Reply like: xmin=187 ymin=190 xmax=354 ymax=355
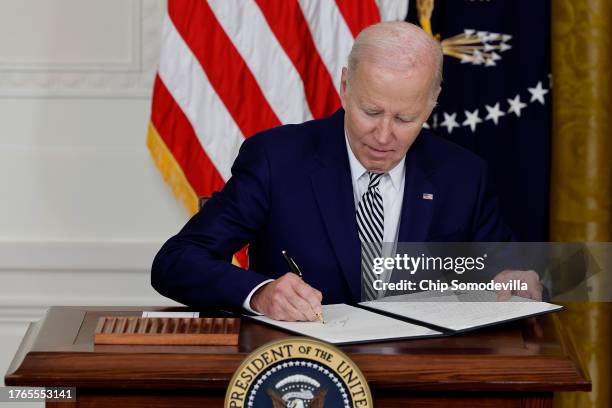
xmin=507 ymin=94 xmax=527 ymax=117
xmin=527 ymin=81 xmax=549 ymax=104
xmin=462 ymin=109 xmax=482 ymax=132
xmin=440 ymin=112 xmax=460 ymax=133
xmin=485 ymin=103 xmax=505 ymax=125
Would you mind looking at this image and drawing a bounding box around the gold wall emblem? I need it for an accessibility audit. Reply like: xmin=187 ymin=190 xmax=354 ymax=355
xmin=416 ymin=0 xmax=512 ymax=67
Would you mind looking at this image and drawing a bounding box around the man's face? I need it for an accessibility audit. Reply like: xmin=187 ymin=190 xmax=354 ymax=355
xmin=340 ymin=61 xmax=438 ymax=173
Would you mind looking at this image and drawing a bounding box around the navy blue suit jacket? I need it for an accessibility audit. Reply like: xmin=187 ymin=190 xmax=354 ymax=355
xmin=151 ymin=109 xmax=513 ymax=311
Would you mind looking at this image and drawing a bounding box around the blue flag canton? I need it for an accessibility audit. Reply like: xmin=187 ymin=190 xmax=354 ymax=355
xmin=407 ymin=0 xmax=551 ymax=241
xmin=407 ymin=0 xmax=551 ymax=137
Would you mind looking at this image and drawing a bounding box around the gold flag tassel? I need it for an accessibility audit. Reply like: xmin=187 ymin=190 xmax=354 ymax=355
xmin=146 ymin=122 xmax=243 ymax=267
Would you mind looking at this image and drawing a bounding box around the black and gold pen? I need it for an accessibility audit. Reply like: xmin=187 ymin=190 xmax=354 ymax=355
xmin=281 ymin=250 xmax=325 ymax=324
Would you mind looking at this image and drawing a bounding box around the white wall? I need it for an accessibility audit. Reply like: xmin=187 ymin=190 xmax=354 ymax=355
xmin=0 ymin=0 xmax=188 ymax=390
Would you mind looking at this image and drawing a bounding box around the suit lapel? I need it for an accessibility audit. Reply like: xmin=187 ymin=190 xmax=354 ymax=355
xmin=398 ymin=138 xmax=436 ymax=242
xmin=311 ymin=167 xmax=361 ymax=301
xmin=310 ymin=110 xmax=361 ymax=301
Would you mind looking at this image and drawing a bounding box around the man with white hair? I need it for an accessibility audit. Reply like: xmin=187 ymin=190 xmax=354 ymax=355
xmin=152 ymin=22 xmax=542 ymax=321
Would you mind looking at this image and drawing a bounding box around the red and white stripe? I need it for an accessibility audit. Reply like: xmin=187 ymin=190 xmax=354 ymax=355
xmin=150 ymin=0 xmax=408 ymax=197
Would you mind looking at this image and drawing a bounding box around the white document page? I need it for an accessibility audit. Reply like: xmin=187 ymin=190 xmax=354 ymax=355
xmin=142 ymin=311 xmax=200 ymax=318
xmin=250 ymin=303 xmax=441 ymax=344
xmin=360 ymin=291 xmax=563 ymax=332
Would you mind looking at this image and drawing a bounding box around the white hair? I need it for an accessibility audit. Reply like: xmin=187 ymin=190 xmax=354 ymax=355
xmin=346 ymin=21 xmax=443 ymax=98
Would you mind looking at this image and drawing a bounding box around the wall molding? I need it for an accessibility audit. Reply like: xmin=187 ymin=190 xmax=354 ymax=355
xmin=0 ymin=1 xmax=142 ymax=72
xmin=0 ymin=0 xmax=165 ymax=98
xmin=0 ymin=239 xmax=162 ymax=272
xmin=0 ymin=238 xmax=181 ymax=325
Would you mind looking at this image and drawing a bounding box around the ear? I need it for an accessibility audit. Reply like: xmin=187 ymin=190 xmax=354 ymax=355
xmin=339 ymin=67 xmax=348 ymax=109
xmin=432 ymin=85 xmax=442 ymax=104
xmin=425 ymin=85 xmax=442 ymax=117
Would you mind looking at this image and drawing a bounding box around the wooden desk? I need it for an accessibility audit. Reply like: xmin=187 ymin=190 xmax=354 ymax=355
xmin=5 ymin=306 xmax=590 ymax=407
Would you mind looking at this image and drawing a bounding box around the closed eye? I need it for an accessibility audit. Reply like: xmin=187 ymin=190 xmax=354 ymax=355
xmin=362 ymin=108 xmax=381 ymax=116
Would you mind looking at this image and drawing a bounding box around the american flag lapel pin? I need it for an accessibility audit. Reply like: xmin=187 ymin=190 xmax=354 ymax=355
xmin=422 ymin=193 xmax=434 ymax=200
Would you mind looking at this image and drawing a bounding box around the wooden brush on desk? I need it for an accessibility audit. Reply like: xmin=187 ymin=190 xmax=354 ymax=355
xmin=94 ymin=316 xmax=240 ymax=345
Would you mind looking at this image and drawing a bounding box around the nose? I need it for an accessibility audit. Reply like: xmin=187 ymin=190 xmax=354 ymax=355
xmin=374 ymin=116 xmax=393 ymax=145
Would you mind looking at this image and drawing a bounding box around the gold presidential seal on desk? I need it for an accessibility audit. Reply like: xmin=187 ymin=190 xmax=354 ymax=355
xmin=225 ymin=337 xmax=372 ymax=408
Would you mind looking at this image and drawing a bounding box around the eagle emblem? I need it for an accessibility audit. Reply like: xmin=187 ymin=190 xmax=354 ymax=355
xmin=266 ymin=374 xmax=328 ymax=408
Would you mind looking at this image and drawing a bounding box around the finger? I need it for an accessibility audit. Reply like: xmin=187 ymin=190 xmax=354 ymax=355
xmin=283 ymin=301 xmax=310 ymax=321
xmin=529 ymin=284 xmax=543 ymax=301
xmin=495 ymin=271 xmax=512 ymax=301
xmin=273 ymin=282 xmax=312 ymax=321
xmin=515 ymin=290 xmax=532 ymax=299
xmin=293 ymin=281 xmax=323 ymax=314
xmin=313 ymin=288 xmax=323 ymax=303
xmin=519 ymin=274 xmax=542 ymax=301
xmin=278 ymin=273 xmax=322 ymax=320
xmin=528 ymin=273 xmax=543 ymax=301
xmin=281 ymin=275 xmax=317 ymax=320
xmin=493 ymin=270 xmax=511 ymax=283
xmin=286 ymin=294 xmax=319 ymax=321
xmin=271 ymin=296 xmax=308 ymax=321
xmin=497 ymin=290 xmax=512 ymax=301
xmin=515 ymin=284 xmax=535 ymax=299
xmin=281 ymin=271 xmax=303 ymax=283
xmin=288 ymin=288 xmax=317 ymax=321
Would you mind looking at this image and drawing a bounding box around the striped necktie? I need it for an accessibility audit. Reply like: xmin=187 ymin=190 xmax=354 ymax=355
xmin=356 ymin=172 xmax=384 ymax=301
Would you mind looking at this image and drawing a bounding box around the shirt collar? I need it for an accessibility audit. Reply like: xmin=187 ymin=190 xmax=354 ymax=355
xmin=344 ymin=129 xmax=405 ymax=191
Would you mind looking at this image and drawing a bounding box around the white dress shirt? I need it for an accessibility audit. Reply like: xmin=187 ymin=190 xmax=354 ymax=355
xmin=345 ymin=132 xmax=405 ymax=297
xmin=345 ymin=133 xmax=406 ymax=245
xmin=242 ymin=131 xmax=406 ymax=312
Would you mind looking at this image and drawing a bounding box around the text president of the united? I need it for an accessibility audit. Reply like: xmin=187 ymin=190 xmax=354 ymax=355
xmin=151 ymin=22 xmax=542 ymax=321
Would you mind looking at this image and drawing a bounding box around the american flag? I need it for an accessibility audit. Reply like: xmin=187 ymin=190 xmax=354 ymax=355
xmin=146 ymin=1 xmax=408 ymax=266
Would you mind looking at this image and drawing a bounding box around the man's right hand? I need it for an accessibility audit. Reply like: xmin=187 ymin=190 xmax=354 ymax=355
xmin=250 ymin=272 xmax=323 ymax=321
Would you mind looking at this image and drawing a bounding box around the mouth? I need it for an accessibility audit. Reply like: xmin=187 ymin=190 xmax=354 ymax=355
xmin=365 ymin=144 xmax=393 ymax=158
